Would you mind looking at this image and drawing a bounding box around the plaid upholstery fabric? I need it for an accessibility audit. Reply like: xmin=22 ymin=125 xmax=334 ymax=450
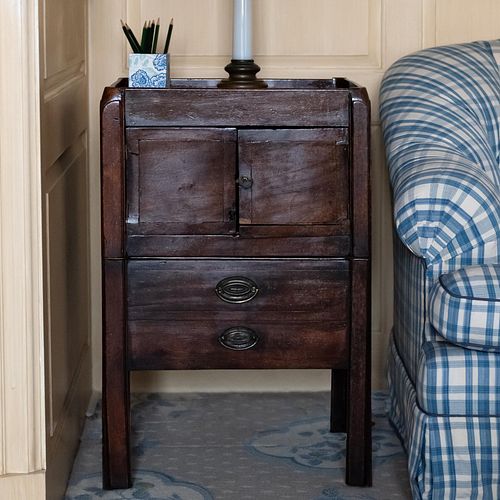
xmin=381 ymin=39 xmax=500 ymax=499
xmin=430 ymin=265 xmax=500 ymax=351
xmin=418 ymin=340 xmax=500 ymax=416
xmin=393 ymin=237 xmax=428 ymax=384
xmin=389 ymin=336 xmax=500 ymax=500
xmin=380 ymin=40 xmax=500 ymax=268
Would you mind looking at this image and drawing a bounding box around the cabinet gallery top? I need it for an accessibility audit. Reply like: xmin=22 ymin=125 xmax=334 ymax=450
xmin=101 ymin=77 xmax=369 ymax=129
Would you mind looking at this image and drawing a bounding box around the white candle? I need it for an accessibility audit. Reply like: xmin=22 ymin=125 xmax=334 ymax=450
xmin=233 ymin=0 xmax=252 ymax=60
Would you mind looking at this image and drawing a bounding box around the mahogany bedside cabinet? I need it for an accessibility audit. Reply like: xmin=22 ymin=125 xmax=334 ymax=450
xmin=100 ymin=78 xmax=371 ymax=489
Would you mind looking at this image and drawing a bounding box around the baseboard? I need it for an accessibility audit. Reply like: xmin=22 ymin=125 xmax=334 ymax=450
xmin=0 ymin=472 xmax=45 ymax=500
xmin=46 ymin=347 xmax=91 ymax=500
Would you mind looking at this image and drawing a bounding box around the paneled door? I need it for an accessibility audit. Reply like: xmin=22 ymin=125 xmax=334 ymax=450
xmin=39 ymin=0 xmax=91 ymax=498
xmin=126 ymin=128 xmax=237 ymax=236
xmin=238 ymin=128 xmax=349 ymax=231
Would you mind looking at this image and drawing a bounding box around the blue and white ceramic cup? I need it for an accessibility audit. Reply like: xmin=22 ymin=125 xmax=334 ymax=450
xmin=128 ymin=53 xmax=170 ymax=88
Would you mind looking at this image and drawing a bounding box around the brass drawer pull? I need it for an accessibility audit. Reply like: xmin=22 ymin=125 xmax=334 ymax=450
xmin=215 ymin=276 xmax=259 ymax=304
xmin=219 ymin=326 xmax=259 ymax=350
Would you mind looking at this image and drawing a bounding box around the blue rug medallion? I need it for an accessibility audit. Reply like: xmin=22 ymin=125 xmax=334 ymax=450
xmin=66 ymin=392 xmax=410 ymax=500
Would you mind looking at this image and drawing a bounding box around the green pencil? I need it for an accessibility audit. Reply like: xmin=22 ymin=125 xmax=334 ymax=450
xmin=125 ymin=22 xmax=141 ymax=53
xmin=163 ymin=18 xmax=174 ymax=54
xmin=140 ymin=21 xmax=148 ymax=52
xmin=121 ymin=20 xmax=141 ymax=53
xmin=147 ymin=20 xmax=155 ymax=53
xmin=153 ymin=18 xmax=160 ymax=53
xmin=144 ymin=20 xmax=151 ymax=53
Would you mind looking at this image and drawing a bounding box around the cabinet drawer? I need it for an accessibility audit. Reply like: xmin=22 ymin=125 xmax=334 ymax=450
xmin=128 ymin=320 xmax=348 ymax=370
xmin=127 ymin=259 xmax=349 ymax=324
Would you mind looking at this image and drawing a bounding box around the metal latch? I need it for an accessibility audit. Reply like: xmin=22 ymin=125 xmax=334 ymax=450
xmin=238 ymin=175 xmax=253 ymax=189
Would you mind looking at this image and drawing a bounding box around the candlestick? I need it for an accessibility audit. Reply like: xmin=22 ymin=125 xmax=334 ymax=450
xmin=233 ymin=0 xmax=252 ymax=60
xmin=218 ymin=0 xmax=267 ymax=89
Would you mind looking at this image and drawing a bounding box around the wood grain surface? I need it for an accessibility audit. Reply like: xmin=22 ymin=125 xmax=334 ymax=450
xmin=101 ymin=79 xmax=371 ymax=488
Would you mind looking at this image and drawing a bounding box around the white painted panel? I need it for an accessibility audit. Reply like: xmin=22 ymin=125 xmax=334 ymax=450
xmin=137 ymin=0 xmax=375 ymax=57
xmin=134 ymin=0 xmax=381 ymax=72
xmin=0 ymin=0 xmax=44 ymax=476
xmin=42 ymin=0 xmax=86 ymax=83
xmin=435 ymin=0 xmax=500 ymax=45
xmin=384 ymin=0 xmax=424 ymax=66
xmin=134 ymin=0 xmax=231 ymax=56
xmin=0 ymin=473 xmax=45 ymax=500
xmin=42 ymin=77 xmax=88 ymax=169
xmin=39 ymin=0 xmax=91 ymax=496
xmin=45 ymin=143 xmax=90 ymax=436
xmin=254 ymin=0 xmax=370 ymax=56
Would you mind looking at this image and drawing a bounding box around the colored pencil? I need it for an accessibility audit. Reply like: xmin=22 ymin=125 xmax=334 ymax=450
xmin=153 ymin=18 xmax=160 ymax=53
xmin=121 ymin=20 xmax=141 ymax=53
xmin=122 ymin=17 xmax=172 ymax=54
xmin=140 ymin=21 xmax=148 ymax=52
xmin=125 ymin=22 xmax=141 ymax=52
xmin=163 ymin=18 xmax=174 ymax=54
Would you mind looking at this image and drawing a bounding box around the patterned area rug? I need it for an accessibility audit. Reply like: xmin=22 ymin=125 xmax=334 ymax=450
xmin=66 ymin=392 xmax=411 ymax=499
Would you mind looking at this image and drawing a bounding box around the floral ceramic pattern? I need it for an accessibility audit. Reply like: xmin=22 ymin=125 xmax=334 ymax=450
xmin=66 ymin=470 xmax=214 ymax=500
xmin=153 ymin=54 xmax=168 ymax=71
xmin=129 ymin=54 xmax=170 ymax=88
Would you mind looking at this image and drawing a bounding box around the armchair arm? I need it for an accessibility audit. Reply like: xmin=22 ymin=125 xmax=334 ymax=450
xmin=392 ymin=155 xmax=500 ymax=267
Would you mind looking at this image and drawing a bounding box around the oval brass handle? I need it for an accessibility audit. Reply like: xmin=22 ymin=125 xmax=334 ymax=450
xmin=219 ymin=326 xmax=259 ymax=351
xmin=215 ymin=276 xmax=259 ymax=304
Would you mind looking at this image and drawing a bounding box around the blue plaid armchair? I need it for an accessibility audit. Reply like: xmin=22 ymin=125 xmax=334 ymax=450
xmin=380 ymin=40 xmax=500 ymax=499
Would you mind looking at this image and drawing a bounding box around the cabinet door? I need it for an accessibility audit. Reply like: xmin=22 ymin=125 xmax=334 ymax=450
xmin=238 ymin=129 xmax=349 ymax=235
xmin=127 ymin=128 xmax=237 ymax=235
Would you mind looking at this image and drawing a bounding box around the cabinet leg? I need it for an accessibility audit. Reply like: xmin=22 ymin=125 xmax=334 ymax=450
xmin=330 ymin=369 xmax=347 ymax=433
xmin=103 ymin=372 xmax=131 ymax=489
xmin=345 ymin=259 xmax=372 ymax=486
xmin=345 ymin=369 xmax=371 ymax=486
xmin=102 ymin=259 xmax=131 ymax=489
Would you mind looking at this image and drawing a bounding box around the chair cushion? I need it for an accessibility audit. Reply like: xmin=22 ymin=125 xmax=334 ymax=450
xmin=418 ymin=340 xmax=500 ymax=416
xmin=429 ymin=265 xmax=500 ymax=351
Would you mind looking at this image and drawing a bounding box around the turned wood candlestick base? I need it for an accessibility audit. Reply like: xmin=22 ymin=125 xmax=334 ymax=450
xmin=218 ymin=59 xmax=268 ymax=89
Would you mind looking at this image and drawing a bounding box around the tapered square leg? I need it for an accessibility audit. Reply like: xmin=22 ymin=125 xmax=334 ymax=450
xmin=345 ymin=260 xmax=372 ymax=486
xmin=103 ymin=373 xmax=131 ymax=489
xmin=102 ymin=259 xmax=131 ymax=489
xmin=331 ymin=369 xmax=348 ymax=433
